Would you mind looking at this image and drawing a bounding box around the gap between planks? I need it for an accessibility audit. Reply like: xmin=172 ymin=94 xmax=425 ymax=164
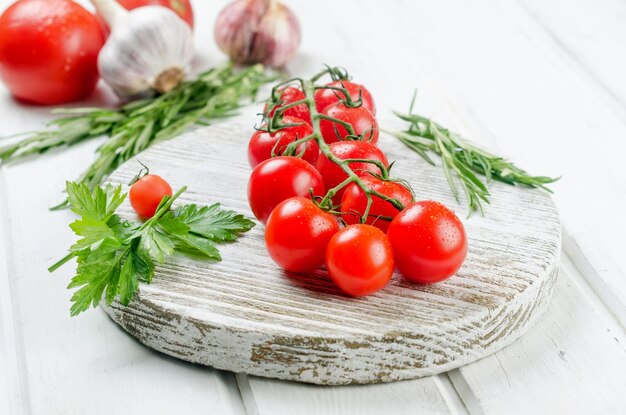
xmin=234 ymin=372 xmax=471 ymax=415
xmin=233 ymin=246 xmax=625 ymax=415
xmin=376 ymin=0 xmax=626 ymax=329
xmin=0 ymin=171 xmax=30 ymax=415
xmin=507 ymin=0 xmax=626 ymax=122
xmin=481 ymin=0 xmax=626 ymax=329
xmin=447 ymin=251 xmax=626 ymax=414
xmin=559 ymin=251 xmax=626 ymax=340
xmin=229 ymin=1 xmax=626 ymax=405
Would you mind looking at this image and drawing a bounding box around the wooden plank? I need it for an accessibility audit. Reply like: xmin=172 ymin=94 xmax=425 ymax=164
xmin=0 ymin=135 xmax=248 ymax=414
xmin=0 ymin=1 xmax=250 ymax=413
xmin=364 ymin=0 xmax=626 ymax=328
xmin=103 ymin=121 xmax=560 ymax=385
xmin=0 ymin=171 xmax=22 ymax=415
xmin=236 ymin=0 xmax=472 ymax=407
xmin=238 ymin=0 xmax=558 ymax=409
xmin=0 ymin=0 xmax=622 ymax=413
xmin=244 ymin=373 xmax=467 ymax=415
xmin=515 ymin=0 xmax=626 ymax=113
xmin=451 ymin=257 xmax=626 ymax=414
xmin=349 ymin=1 xmax=626 ymax=412
xmin=504 ymin=0 xmax=626 ymax=329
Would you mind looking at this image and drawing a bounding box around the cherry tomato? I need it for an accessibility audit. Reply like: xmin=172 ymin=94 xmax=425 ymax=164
xmin=388 ymin=201 xmax=467 ymax=284
xmin=265 ymin=197 xmax=339 ymax=272
xmin=247 ymin=116 xmax=318 ymax=168
xmin=319 ymin=103 xmax=379 ymax=145
xmin=264 ymin=86 xmax=311 ymax=124
xmin=315 ymin=141 xmax=389 ymax=204
xmin=340 ymin=176 xmax=413 ymax=232
xmin=0 ymin=0 xmax=105 ymax=105
xmin=97 ymin=0 xmax=194 ymax=34
xmin=129 ymin=174 xmax=173 ymax=218
xmin=248 ymin=156 xmax=325 ymax=224
xmin=325 ymin=224 xmax=394 ymax=296
xmin=314 ymin=80 xmax=376 ymax=115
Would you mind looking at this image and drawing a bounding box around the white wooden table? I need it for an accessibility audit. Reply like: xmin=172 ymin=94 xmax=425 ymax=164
xmin=1 ymin=0 xmax=625 ymax=413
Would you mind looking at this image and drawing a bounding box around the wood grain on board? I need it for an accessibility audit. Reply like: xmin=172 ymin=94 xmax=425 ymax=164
xmin=103 ymin=122 xmax=561 ymax=385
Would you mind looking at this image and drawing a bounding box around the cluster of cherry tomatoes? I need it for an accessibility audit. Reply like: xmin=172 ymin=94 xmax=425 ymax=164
xmin=247 ymin=78 xmax=468 ymax=296
xmin=0 ymin=0 xmax=193 ymax=105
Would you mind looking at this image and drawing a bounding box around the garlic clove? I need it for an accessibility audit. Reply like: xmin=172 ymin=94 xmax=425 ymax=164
xmin=93 ymin=0 xmax=194 ymax=98
xmin=215 ymin=0 xmax=301 ymax=68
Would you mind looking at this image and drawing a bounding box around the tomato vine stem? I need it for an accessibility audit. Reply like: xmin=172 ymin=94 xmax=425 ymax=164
xmin=264 ymin=68 xmax=408 ymax=223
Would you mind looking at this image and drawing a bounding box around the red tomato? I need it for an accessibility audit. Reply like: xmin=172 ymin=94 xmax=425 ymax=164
xmin=340 ymin=176 xmax=413 ymax=232
xmin=0 ymin=0 xmax=105 ymax=105
xmin=247 ymin=116 xmax=318 ymax=168
xmin=325 ymin=224 xmax=394 ymax=296
xmin=97 ymin=0 xmax=194 ymax=34
xmin=319 ymin=103 xmax=379 ymax=145
xmin=388 ymin=201 xmax=467 ymax=284
xmin=264 ymin=86 xmax=311 ymax=124
xmin=265 ymin=197 xmax=339 ymax=272
xmin=315 ymin=141 xmax=389 ymax=204
xmin=248 ymin=156 xmax=325 ymax=224
xmin=314 ymin=80 xmax=376 ymax=115
xmin=129 ymin=174 xmax=173 ymax=218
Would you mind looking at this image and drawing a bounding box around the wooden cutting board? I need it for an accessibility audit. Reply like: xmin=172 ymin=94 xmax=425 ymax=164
xmin=103 ymin=122 xmax=561 ymax=385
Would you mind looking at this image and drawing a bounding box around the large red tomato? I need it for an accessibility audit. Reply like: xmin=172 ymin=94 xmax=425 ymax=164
xmin=0 ymin=0 xmax=105 ymax=105
xmin=248 ymin=156 xmax=325 ymax=224
xmin=265 ymin=197 xmax=339 ymax=273
xmin=97 ymin=0 xmax=194 ymax=33
xmin=340 ymin=176 xmax=413 ymax=232
xmin=315 ymin=141 xmax=389 ymax=204
xmin=387 ymin=201 xmax=467 ymax=284
xmin=325 ymin=224 xmax=394 ymax=296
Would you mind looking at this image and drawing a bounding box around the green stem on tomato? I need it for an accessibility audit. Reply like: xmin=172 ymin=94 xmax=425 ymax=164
xmin=295 ymin=72 xmax=406 ymax=222
xmin=264 ymin=67 xmax=408 ymax=224
xmin=138 ymin=185 xmax=187 ymax=232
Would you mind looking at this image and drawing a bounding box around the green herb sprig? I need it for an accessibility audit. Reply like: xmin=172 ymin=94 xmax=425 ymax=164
xmin=387 ymin=94 xmax=558 ymax=214
xmin=49 ymin=181 xmax=255 ymax=316
xmin=0 ymin=64 xmax=274 ymax=208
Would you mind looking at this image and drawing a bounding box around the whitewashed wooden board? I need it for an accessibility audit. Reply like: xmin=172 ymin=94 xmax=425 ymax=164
xmin=100 ymin=121 xmax=561 ymax=385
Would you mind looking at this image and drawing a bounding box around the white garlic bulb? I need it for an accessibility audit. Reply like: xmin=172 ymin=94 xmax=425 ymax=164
xmin=91 ymin=0 xmax=194 ymax=98
xmin=215 ymin=0 xmax=301 ymax=68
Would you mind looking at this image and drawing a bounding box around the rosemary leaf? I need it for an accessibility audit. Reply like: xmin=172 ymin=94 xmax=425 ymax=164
xmin=389 ymin=110 xmax=558 ymax=215
xmin=0 ymin=64 xmax=274 ymax=208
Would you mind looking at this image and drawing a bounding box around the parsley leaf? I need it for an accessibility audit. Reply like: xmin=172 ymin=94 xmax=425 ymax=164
xmin=173 ymin=203 xmax=255 ymax=242
xmin=67 ymin=238 xmax=128 ymax=316
xmin=51 ymin=182 xmax=255 ymax=316
xmin=118 ymin=242 xmax=154 ymax=305
xmin=66 ymin=181 xmax=125 ymax=221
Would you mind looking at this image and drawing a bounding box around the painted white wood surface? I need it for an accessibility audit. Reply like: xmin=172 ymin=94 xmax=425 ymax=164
xmin=374 ymin=0 xmax=626 ymax=327
xmin=452 ymin=256 xmax=626 ymax=415
xmin=0 ymin=0 xmax=625 ymax=413
xmin=244 ymin=373 xmax=468 ymax=415
xmin=103 ymin=122 xmax=560 ymax=385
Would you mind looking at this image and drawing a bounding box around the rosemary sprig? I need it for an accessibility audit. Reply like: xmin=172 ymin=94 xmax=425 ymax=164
xmin=0 ymin=63 xmax=274 ymax=208
xmin=387 ymin=95 xmax=558 ymax=214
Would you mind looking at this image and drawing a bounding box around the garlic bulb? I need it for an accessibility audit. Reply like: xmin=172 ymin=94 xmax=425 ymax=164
xmin=91 ymin=0 xmax=194 ymax=98
xmin=215 ymin=0 xmax=300 ymax=68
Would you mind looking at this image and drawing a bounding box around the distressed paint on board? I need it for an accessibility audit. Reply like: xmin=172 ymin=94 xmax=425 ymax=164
xmin=101 ymin=122 xmax=561 ymax=385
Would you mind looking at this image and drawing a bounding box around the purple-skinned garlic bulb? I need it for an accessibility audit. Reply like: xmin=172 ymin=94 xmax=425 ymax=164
xmin=214 ymin=0 xmax=300 ymax=68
